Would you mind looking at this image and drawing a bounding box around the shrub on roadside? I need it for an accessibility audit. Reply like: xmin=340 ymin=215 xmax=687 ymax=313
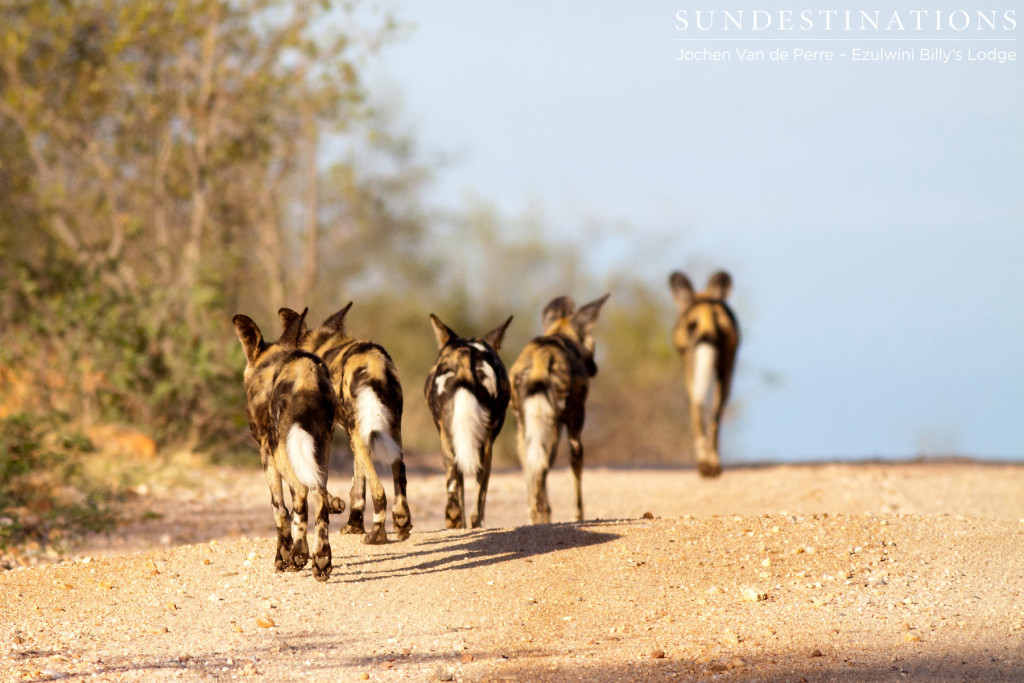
xmin=0 ymin=413 xmax=115 ymax=552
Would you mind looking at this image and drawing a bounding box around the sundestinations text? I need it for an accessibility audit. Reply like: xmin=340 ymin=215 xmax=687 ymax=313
xmin=674 ymin=9 xmax=1017 ymax=32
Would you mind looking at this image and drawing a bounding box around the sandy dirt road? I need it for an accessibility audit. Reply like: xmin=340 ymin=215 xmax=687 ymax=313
xmin=2 ymin=460 xmax=1023 ymax=682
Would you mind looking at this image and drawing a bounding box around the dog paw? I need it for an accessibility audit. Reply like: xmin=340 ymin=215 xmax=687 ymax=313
xmin=697 ymin=462 xmax=723 ymax=478
xmin=328 ymin=494 xmax=346 ymax=514
xmin=362 ymin=525 xmax=388 ymax=545
xmin=311 ymin=554 xmax=332 ymax=582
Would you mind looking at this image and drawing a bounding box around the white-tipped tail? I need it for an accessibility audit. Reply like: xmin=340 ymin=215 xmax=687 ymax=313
xmin=369 ymin=430 xmax=402 ymax=466
xmin=450 ymin=388 xmax=489 ymax=477
xmin=690 ymin=342 xmax=718 ymax=413
xmin=355 ymin=387 xmax=401 ymax=465
xmin=522 ymin=393 xmax=556 ymax=475
xmin=286 ymin=424 xmax=324 ymax=489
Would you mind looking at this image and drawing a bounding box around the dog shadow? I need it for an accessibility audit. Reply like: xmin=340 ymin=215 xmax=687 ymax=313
xmin=330 ymin=520 xmax=623 ymax=583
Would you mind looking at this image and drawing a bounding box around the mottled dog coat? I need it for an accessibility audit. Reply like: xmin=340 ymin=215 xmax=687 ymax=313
xmin=233 ymin=309 xmax=338 ymax=581
xmin=669 ymin=270 xmax=740 ymax=477
xmin=280 ymin=305 xmax=411 ymax=545
xmin=424 ymin=314 xmax=513 ymax=529
xmin=509 ymin=294 xmax=609 ymax=524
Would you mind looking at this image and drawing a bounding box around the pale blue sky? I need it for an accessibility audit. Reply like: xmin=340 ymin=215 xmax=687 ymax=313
xmin=374 ymin=2 xmax=1023 ymax=461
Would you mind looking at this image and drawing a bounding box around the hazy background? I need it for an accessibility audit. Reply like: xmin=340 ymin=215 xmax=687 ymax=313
xmin=373 ymin=1 xmax=1023 ymax=462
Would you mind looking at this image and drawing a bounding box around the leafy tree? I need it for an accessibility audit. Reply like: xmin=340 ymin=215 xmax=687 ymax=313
xmin=0 ymin=0 xmax=430 ymax=452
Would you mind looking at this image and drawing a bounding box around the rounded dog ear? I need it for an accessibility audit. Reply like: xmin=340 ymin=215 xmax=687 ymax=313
xmin=705 ymin=270 xmax=733 ymax=300
xmin=233 ymin=314 xmax=264 ymax=363
xmin=482 ymin=315 xmax=514 ymax=352
xmin=278 ymin=307 xmax=302 ymax=333
xmin=542 ymin=296 xmax=575 ymax=332
xmin=573 ymin=294 xmax=610 ymax=335
xmin=669 ymin=271 xmax=695 ymax=311
xmin=321 ymin=301 xmax=354 ymax=332
xmin=429 ymin=313 xmax=457 ymax=350
xmin=280 ymin=307 xmax=308 ymax=347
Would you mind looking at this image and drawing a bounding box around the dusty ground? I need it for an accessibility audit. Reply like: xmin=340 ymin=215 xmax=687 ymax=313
xmin=2 ymin=459 xmax=1023 ymax=682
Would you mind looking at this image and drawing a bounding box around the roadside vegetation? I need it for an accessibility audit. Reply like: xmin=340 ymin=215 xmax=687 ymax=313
xmin=0 ymin=414 xmax=114 ymax=556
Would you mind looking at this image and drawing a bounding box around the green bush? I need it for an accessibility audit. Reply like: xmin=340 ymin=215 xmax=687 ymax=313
xmin=1 ymin=256 xmax=246 ymax=454
xmin=0 ymin=413 xmax=114 ymax=550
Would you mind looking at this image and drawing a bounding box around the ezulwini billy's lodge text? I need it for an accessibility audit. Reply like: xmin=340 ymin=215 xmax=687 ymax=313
xmin=676 ymin=46 xmax=1017 ymax=63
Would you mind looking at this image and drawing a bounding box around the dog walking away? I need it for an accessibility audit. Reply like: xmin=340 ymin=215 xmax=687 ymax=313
xmin=424 ymin=314 xmax=513 ymax=529
xmin=279 ymin=304 xmax=411 ymax=545
xmin=669 ymin=270 xmax=740 ymax=477
xmin=509 ymin=294 xmax=610 ymax=524
xmin=233 ymin=308 xmax=338 ymax=581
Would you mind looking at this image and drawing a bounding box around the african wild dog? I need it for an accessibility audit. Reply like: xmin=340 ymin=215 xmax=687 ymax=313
xmin=279 ymin=304 xmax=411 ymax=545
xmin=669 ymin=270 xmax=740 ymax=478
xmin=509 ymin=294 xmax=610 ymax=524
xmin=233 ymin=309 xmax=338 ymax=581
xmin=424 ymin=314 xmax=513 ymax=529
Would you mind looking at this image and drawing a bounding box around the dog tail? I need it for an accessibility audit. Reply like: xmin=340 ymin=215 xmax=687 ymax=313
xmin=368 ymin=430 xmax=402 ymax=466
xmin=355 ymin=386 xmax=402 ymax=465
xmin=690 ymin=342 xmax=718 ymax=419
xmin=516 ymin=345 xmax=559 ymax=475
xmin=286 ymin=424 xmax=325 ymax=490
xmin=283 ymin=356 xmax=335 ymax=490
xmin=522 ymin=392 xmax=556 ymax=477
xmin=450 ymin=388 xmax=489 ymax=478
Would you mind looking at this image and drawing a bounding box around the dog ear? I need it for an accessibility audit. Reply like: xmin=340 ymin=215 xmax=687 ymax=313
xmin=280 ymin=307 xmax=308 ymax=347
xmin=482 ymin=315 xmax=513 ymax=352
xmin=669 ymin=271 xmax=695 ymax=311
xmin=429 ymin=314 xmax=457 ymax=350
xmin=321 ymin=301 xmax=354 ymax=333
xmin=573 ymin=294 xmax=610 ymax=335
xmin=542 ymin=296 xmax=575 ymax=331
xmin=705 ymin=270 xmax=733 ymax=300
xmin=278 ymin=307 xmax=303 ymax=334
xmin=233 ymin=314 xmax=264 ymax=364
